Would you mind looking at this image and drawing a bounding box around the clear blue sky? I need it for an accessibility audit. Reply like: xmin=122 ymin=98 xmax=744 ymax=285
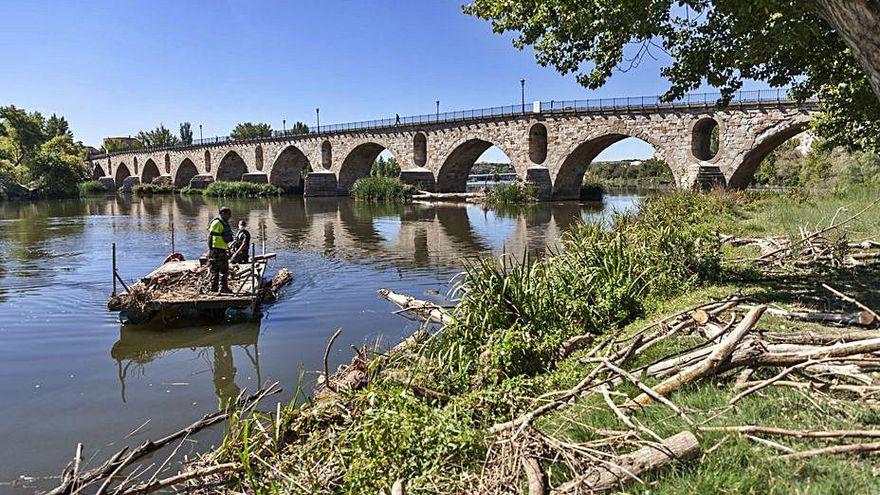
xmin=1 ymin=0 xmax=769 ymax=161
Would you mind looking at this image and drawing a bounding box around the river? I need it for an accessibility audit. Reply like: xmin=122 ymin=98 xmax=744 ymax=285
xmin=0 ymin=193 xmax=639 ymax=492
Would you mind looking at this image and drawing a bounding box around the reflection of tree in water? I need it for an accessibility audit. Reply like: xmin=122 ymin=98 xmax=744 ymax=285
xmin=111 ymin=322 xmax=261 ymax=406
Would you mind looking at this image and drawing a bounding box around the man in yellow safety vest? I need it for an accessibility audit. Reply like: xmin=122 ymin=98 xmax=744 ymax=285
xmin=208 ymin=206 xmax=234 ymax=294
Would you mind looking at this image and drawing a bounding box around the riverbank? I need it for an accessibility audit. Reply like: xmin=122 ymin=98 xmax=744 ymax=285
xmin=46 ymin=187 xmax=880 ymax=494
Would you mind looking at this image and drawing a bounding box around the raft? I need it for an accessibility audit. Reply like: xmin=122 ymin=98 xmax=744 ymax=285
xmin=107 ymin=253 xmax=291 ymax=325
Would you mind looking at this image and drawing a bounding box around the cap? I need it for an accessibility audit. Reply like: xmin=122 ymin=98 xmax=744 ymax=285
xmin=219 ymin=206 xmax=231 ymax=214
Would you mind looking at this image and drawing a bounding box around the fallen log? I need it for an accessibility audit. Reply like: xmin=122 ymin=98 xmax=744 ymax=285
xmin=551 ymin=431 xmax=700 ymax=494
xmin=763 ymin=329 xmax=880 ymax=345
xmin=378 ymin=288 xmax=454 ymax=326
xmin=704 ymin=425 xmax=880 ymax=440
xmin=776 ymin=441 xmax=880 ymax=460
xmin=626 ymin=306 xmax=766 ymax=408
xmin=412 ymin=191 xmax=482 ymax=202
xmin=261 ymin=268 xmax=292 ymax=302
xmin=749 ymin=305 xmax=877 ymax=328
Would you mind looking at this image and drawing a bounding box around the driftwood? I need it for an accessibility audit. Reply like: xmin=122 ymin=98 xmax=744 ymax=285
xmin=412 ymin=191 xmax=482 ymax=202
xmin=261 ymin=268 xmax=293 ymax=302
xmin=551 ymin=431 xmax=700 ymax=494
xmin=750 ymin=305 xmax=877 ymax=328
xmin=378 ymin=288 xmax=454 ymax=326
xmin=626 ymin=306 xmax=766 ymax=408
xmin=46 ymin=384 xmax=279 ymax=495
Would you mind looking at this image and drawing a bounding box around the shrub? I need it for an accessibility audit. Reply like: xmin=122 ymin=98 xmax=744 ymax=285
xmin=202 ymin=181 xmax=282 ymax=198
xmin=423 ymin=190 xmax=724 ymax=389
xmin=132 ymin=183 xmax=176 ymax=195
xmin=351 ymin=176 xmax=410 ymax=203
xmin=482 ymin=182 xmax=536 ymax=206
xmin=77 ymin=180 xmax=109 ymax=196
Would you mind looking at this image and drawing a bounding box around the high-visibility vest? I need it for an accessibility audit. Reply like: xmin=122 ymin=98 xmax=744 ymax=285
xmin=209 ymin=217 xmax=232 ymax=249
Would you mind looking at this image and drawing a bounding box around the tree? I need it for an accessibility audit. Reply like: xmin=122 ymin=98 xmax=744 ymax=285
xmin=179 ymin=122 xmax=193 ymax=145
xmin=137 ymin=124 xmax=179 ymax=148
xmin=464 ymin=1 xmax=880 ymax=152
xmin=371 ymin=156 xmax=401 ymax=177
xmin=288 ymin=121 xmax=309 ymax=135
xmin=102 ymin=138 xmax=143 ymax=153
xmin=45 ymin=114 xmax=72 ymax=138
xmin=230 ymin=122 xmax=272 ymax=140
xmin=0 ymin=105 xmax=87 ymax=197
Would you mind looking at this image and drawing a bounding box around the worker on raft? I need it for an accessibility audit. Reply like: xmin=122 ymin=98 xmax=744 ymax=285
xmin=208 ymin=206 xmax=234 ymax=294
xmin=229 ymin=219 xmax=251 ymax=264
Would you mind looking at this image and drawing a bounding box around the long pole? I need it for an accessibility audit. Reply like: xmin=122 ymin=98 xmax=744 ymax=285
xmin=199 ymin=124 xmax=203 ymax=143
xmin=261 ymin=222 xmax=266 ymax=255
xmin=111 ymin=242 xmax=117 ymax=297
xmin=521 ymin=79 xmax=526 ymax=113
xmin=316 ymin=108 xmax=320 ymax=133
xmin=436 ymin=100 xmax=439 ymax=120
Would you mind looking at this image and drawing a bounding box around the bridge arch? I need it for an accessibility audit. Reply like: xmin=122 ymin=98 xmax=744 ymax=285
xmin=552 ymin=132 xmax=669 ymax=199
xmin=727 ymin=119 xmax=811 ymax=189
xmin=436 ymin=137 xmax=518 ymax=193
xmin=115 ymin=163 xmax=131 ymax=187
xmin=216 ymin=150 xmax=248 ymax=182
xmin=91 ymin=163 xmax=106 ymax=179
xmin=338 ymin=141 xmax=402 ymax=192
xmin=413 ymin=132 xmax=427 ymax=167
xmin=269 ymin=145 xmax=311 ymax=192
xmin=255 ymin=145 xmax=264 ymax=171
xmin=529 ymin=123 xmax=548 ymax=164
xmin=142 ymin=159 xmax=161 ymax=184
xmin=321 ymin=140 xmax=332 ymax=169
xmin=175 ymin=158 xmax=199 ymax=187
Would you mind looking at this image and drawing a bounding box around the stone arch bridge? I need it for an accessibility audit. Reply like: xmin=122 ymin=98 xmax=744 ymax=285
xmin=88 ymin=91 xmax=818 ymax=199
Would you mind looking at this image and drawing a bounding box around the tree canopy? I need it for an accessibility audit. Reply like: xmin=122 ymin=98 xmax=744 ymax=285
xmin=231 ymin=122 xmax=273 ymax=140
xmin=179 ymin=122 xmax=193 ymax=145
xmin=464 ymin=0 xmax=880 ymax=151
xmin=137 ymin=124 xmax=179 ymax=148
xmin=0 ymin=105 xmax=87 ymax=197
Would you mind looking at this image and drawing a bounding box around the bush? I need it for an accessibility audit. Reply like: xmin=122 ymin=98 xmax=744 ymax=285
xmin=132 ymin=183 xmax=176 ymax=195
xmin=202 ymin=181 xmax=282 ymax=198
xmin=351 ymin=176 xmax=410 ymax=203
xmin=77 ymin=180 xmax=109 ymax=196
xmin=424 ymin=190 xmax=724 ymax=388
xmin=482 ymin=182 xmax=536 ymax=206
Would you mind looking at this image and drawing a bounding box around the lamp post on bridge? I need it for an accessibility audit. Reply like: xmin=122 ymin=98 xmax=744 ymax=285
xmin=283 ymin=119 xmax=286 ymax=136
xmin=199 ymin=124 xmax=203 ymax=143
xmin=436 ymin=100 xmax=440 ymax=120
xmin=520 ymin=79 xmax=526 ymax=114
xmin=316 ymin=108 xmax=320 ymax=133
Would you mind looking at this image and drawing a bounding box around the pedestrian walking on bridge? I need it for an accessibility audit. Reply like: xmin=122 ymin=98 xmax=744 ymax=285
xmin=208 ymin=206 xmax=234 ymax=294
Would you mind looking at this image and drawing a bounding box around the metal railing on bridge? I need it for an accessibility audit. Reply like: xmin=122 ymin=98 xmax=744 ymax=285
xmin=95 ymin=88 xmax=813 ymax=158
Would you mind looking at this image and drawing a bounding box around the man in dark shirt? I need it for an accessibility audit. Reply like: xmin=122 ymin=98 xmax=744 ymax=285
xmin=229 ymin=219 xmax=251 ymax=264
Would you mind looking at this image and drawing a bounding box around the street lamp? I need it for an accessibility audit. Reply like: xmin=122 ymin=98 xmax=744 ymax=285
xmin=316 ymin=108 xmax=320 ymax=133
xmin=436 ymin=100 xmax=440 ymax=120
xmin=283 ymin=119 xmax=286 ymax=135
xmin=199 ymin=124 xmax=203 ymax=143
xmin=520 ymin=79 xmax=526 ymax=114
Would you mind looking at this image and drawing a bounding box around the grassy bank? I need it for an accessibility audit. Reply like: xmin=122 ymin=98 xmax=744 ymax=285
xmin=77 ymin=180 xmax=109 ymax=196
xmin=201 ymin=181 xmax=282 ymax=198
xmin=482 ymin=182 xmax=537 ymax=206
xmin=132 ymin=183 xmax=176 ymax=195
xmin=351 ymin=176 xmax=410 ymax=203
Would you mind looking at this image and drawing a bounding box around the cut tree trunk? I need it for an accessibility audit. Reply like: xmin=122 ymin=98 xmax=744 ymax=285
xmin=551 ymin=431 xmax=700 ymax=493
xmin=814 ymin=0 xmax=880 ymax=102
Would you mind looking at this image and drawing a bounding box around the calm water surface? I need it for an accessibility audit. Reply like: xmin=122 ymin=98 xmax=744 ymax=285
xmin=0 ymin=194 xmax=638 ymax=492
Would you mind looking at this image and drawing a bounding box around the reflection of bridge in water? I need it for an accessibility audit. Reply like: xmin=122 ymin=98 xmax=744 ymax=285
xmin=111 ymin=323 xmax=261 ymax=404
xmin=84 ymin=195 xmax=613 ymax=271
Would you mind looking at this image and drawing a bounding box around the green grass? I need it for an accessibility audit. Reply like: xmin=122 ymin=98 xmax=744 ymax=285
xmin=77 ymin=180 xmax=109 ymax=196
xmin=202 ymin=181 xmax=282 ymax=198
xmin=207 ymin=185 xmax=880 ymax=494
xmin=351 ymin=176 xmax=410 ymax=203
xmin=482 ymin=182 xmax=536 ymax=206
xmin=132 ymin=183 xmax=176 ymax=195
